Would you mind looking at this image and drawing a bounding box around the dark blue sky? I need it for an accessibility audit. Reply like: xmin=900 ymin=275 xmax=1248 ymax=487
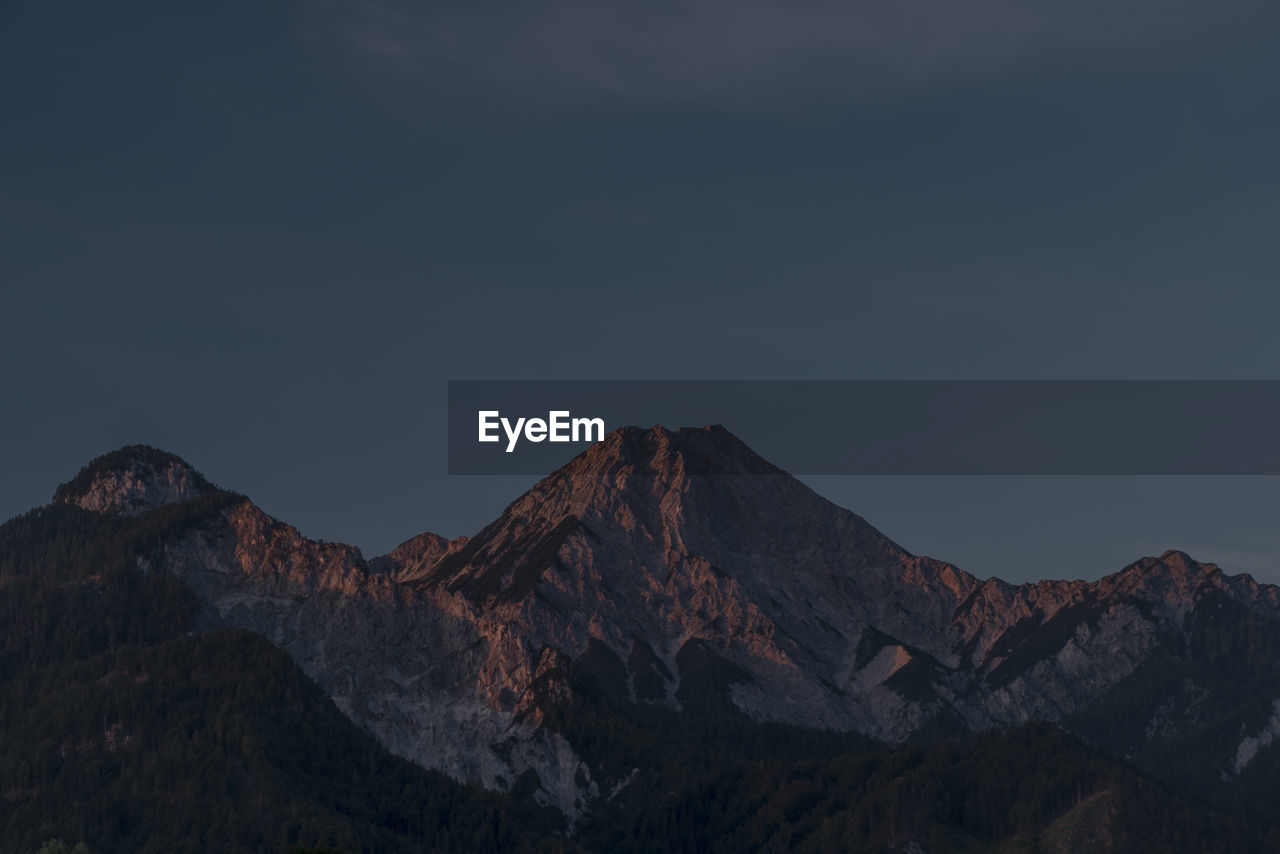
xmin=4 ymin=0 xmax=1280 ymax=582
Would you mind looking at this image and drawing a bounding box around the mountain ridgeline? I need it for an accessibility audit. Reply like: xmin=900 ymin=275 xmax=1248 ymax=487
xmin=6 ymin=429 xmax=1280 ymax=852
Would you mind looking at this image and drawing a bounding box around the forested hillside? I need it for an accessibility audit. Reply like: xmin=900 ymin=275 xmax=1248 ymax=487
xmin=0 ymin=499 xmax=573 ymax=854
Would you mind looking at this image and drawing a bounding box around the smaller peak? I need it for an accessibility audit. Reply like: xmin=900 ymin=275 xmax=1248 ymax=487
xmin=1106 ymin=549 xmax=1223 ymax=610
xmin=1144 ymin=550 xmax=1218 ymax=576
xmin=1121 ymin=550 xmax=1205 ymax=575
xmin=388 ymin=531 xmax=453 ymax=564
xmin=370 ymin=531 xmax=471 ymax=582
xmin=1158 ymin=549 xmax=1215 ymax=571
xmin=54 ymin=444 xmax=216 ymax=516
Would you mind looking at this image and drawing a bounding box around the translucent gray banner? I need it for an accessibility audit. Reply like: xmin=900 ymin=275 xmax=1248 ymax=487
xmin=447 ymin=380 xmax=1280 ymax=475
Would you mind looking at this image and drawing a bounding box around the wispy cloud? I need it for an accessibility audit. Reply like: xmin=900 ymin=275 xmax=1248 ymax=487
xmin=316 ymin=0 xmax=1249 ymax=103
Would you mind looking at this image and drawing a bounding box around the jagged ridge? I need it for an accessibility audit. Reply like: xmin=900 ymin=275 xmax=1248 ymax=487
xmin=38 ymin=430 xmax=1280 ymax=820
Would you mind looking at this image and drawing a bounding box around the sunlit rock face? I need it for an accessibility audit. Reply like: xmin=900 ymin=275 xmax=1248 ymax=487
xmin=54 ymin=445 xmax=215 ymax=516
xmin=370 ymin=530 xmax=470 ymax=582
xmin=60 ymin=430 xmax=1280 ymax=815
xmin=117 ymin=491 xmax=589 ymax=818
xmin=404 ymin=424 xmax=987 ymax=741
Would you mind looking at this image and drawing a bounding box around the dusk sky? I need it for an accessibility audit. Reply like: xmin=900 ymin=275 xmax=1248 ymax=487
xmin=4 ymin=1 xmax=1280 ymax=583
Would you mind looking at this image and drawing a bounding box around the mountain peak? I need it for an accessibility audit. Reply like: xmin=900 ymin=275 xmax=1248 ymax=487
xmin=489 ymin=424 xmax=826 ymax=542
xmin=370 ymin=530 xmax=470 ymax=582
xmin=560 ymin=423 xmax=786 ymax=481
xmin=1157 ymin=548 xmax=1211 ymax=569
xmin=54 ymin=444 xmax=216 ymax=516
xmin=1118 ymin=549 xmax=1219 ymax=580
xmin=420 ymin=423 xmax=927 ymax=619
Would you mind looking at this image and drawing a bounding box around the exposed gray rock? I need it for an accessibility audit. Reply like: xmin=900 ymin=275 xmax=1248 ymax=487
xmin=64 ymin=429 xmax=1280 ymax=816
xmin=55 ymin=445 xmax=214 ymax=516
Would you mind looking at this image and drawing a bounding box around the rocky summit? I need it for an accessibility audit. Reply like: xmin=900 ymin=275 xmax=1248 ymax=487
xmin=45 ymin=428 xmax=1280 ymax=818
xmin=54 ymin=444 xmax=216 ymax=516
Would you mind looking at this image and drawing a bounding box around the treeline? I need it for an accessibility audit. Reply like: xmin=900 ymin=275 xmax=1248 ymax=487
xmin=570 ymin=722 xmax=1279 ymax=853
xmin=541 ymin=640 xmax=1280 ymax=852
xmin=1067 ymin=588 xmax=1280 ymax=818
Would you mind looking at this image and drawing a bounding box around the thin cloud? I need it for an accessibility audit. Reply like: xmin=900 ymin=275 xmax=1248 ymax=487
xmin=317 ymin=0 xmax=1249 ymax=102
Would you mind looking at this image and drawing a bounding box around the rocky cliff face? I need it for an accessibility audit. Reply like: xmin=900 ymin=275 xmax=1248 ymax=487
xmin=141 ymin=500 xmax=594 ymax=817
xmin=409 ymin=425 xmax=984 ymax=742
xmin=54 ymin=445 xmax=215 ymax=516
xmin=54 ymin=430 xmax=1280 ymax=815
xmin=371 ymin=530 xmax=470 ymax=582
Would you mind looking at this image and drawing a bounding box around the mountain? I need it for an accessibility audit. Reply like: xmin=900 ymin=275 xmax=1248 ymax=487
xmin=0 ymin=484 xmax=572 ymax=854
xmin=9 ymin=431 xmax=1280 ymax=850
xmin=406 ymin=424 xmax=982 ymax=744
xmin=53 ymin=445 xmax=216 ymax=516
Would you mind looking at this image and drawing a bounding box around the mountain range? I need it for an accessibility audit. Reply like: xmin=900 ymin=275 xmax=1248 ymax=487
xmin=6 ymin=426 xmax=1280 ymax=852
